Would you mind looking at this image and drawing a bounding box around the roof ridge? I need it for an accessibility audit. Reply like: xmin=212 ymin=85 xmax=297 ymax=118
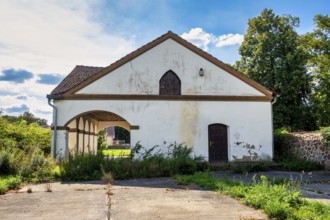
xmin=49 ymin=31 xmax=272 ymax=97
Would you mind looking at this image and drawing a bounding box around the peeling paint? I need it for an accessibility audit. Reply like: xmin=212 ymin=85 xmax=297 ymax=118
xmin=231 ymin=142 xmax=263 ymax=162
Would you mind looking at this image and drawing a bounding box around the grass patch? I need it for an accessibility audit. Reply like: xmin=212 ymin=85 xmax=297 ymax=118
xmin=175 ymin=172 xmax=330 ymax=220
xmin=0 ymin=175 xmax=22 ymax=194
xmin=102 ymin=149 xmax=131 ymax=157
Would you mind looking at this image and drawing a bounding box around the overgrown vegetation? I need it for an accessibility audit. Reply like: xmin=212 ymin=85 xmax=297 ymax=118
xmin=273 ymin=127 xmax=326 ymax=171
xmin=276 ymin=154 xmax=323 ymax=172
xmin=321 ymin=126 xmax=330 ymax=154
xmin=175 ymin=172 xmax=330 ymax=220
xmin=230 ymin=161 xmax=272 ymax=174
xmin=0 ymin=175 xmax=22 ymax=195
xmin=60 ymin=143 xmax=209 ymax=181
xmin=0 ymin=116 xmax=58 ymax=193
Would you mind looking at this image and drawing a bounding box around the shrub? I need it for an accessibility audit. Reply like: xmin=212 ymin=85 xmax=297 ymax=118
xmin=273 ymin=128 xmax=289 ymax=157
xmin=230 ymin=161 xmax=271 ymax=173
xmin=19 ymin=146 xmax=58 ymax=181
xmin=0 ymin=147 xmax=17 ymax=174
xmin=276 ymin=154 xmax=323 ymax=171
xmin=321 ymin=126 xmax=330 ymax=154
xmin=60 ymin=143 xmax=209 ymax=181
xmin=0 ymin=175 xmax=22 ymax=194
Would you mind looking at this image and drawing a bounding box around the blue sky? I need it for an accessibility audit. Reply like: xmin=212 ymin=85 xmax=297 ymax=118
xmin=0 ymin=0 xmax=329 ymax=123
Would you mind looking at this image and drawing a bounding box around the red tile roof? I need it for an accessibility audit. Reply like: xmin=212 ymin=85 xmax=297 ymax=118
xmin=50 ymin=65 xmax=103 ymax=95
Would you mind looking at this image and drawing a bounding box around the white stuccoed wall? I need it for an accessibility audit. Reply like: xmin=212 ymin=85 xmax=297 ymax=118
xmin=52 ymin=38 xmax=273 ymax=161
xmin=54 ymin=99 xmax=273 ymax=161
xmin=77 ymin=39 xmax=265 ymax=96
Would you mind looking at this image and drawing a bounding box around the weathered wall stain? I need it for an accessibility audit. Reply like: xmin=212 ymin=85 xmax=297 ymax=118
xmin=180 ymin=102 xmax=199 ymax=147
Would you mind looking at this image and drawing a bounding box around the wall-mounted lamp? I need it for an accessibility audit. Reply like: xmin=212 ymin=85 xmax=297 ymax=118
xmin=199 ymin=68 xmax=204 ymax=77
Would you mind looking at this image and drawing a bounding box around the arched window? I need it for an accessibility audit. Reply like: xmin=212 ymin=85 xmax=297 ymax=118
xmin=159 ymin=70 xmax=181 ymax=95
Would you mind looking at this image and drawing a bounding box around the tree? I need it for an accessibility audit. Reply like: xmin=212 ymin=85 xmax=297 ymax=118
xmin=301 ymin=14 xmax=330 ymax=127
xmin=236 ymin=9 xmax=311 ymax=130
xmin=19 ymin=111 xmax=48 ymax=126
xmin=1 ymin=111 xmax=48 ymax=126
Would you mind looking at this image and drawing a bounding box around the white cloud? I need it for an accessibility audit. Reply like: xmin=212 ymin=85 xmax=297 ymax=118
xmin=181 ymin=28 xmax=215 ymax=51
xmin=0 ymin=0 xmax=135 ymax=74
xmin=181 ymin=27 xmax=244 ymax=51
xmin=0 ymin=0 xmax=137 ymax=123
xmin=215 ymin=34 xmax=244 ymax=48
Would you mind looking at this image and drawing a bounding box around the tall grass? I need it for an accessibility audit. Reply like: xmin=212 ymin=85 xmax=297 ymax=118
xmin=60 ymin=143 xmax=209 ymax=181
xmin=0 ymin=145 xmax=57 ymax=182
xmin=175 ymin=172 xmax=330 ymax=220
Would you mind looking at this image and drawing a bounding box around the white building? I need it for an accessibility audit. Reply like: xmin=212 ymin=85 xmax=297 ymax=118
xmin=47 ymin=31 xmax=275 ymax=162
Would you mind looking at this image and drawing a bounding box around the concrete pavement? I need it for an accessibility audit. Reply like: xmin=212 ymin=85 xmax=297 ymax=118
xmin=1 ymin=171 xmax=329 ymax=220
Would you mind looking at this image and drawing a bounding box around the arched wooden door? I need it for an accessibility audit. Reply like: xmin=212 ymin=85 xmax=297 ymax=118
xmin=208 ymin=124 xmax=228 ymax=163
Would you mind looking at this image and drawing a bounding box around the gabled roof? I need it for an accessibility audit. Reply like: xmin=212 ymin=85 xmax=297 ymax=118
xmin=49 ymin=31 xmax=273 ymax=98
xmin=51 ymin=65 xmax=103 ymax=95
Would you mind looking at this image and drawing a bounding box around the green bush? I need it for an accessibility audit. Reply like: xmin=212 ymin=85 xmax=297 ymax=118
xmin=276 ymin=154 xmax=323 ymax=171
xmin=0 ymin=175 xmax=22 ymax=194
xmin=19 ymin=147 xmax=58 ymax=181
xmin=274 ymin=128 xmax=289 ymax=157
xmin=321 ymin=126 xmax=330 ymax=154
xmin=230 ymin=161 xmax=271 ymax=173
xmin=60 ymin=143 xmax=209 ymax=181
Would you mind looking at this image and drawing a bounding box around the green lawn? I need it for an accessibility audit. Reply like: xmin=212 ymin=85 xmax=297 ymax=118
xmin=102 ymin=149 xmax=131 ymax=157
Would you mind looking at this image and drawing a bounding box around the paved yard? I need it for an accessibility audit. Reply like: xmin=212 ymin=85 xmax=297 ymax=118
xmin=1 ymin=171 xmax=329 ymax=220
xmin=111 ymin=178 xmax=267 ymax=220
xmin=0 ymin=181 xmax=108 ymax=220
xmin=0 ymin=178 xmax=267 ymax=220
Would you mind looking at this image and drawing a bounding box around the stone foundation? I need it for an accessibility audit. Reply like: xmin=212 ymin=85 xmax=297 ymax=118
xmin=281 ymin=132 xmax=329 ymax=164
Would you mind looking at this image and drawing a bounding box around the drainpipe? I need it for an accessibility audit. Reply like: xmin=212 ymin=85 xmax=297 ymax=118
xmin=48 ymin=98 xmax=57 ymax=158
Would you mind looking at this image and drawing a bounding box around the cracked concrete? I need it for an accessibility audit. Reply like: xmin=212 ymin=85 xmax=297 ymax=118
xmin=0 ymin=178 xmax=267 ymax=220
xmin=1 ymin=172 xmax=328 ymax=220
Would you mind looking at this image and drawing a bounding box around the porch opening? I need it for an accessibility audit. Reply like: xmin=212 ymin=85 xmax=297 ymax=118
xmin=64 ymin=110 xmax=131 ymax=155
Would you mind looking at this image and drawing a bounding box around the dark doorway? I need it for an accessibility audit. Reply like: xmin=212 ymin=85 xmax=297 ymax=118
xmin=208 ymin=124 xmax=228 ymax=163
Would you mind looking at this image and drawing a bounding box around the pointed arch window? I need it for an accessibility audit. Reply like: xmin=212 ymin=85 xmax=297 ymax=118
xmin=159 ymin=70 xmax=181 ymax=95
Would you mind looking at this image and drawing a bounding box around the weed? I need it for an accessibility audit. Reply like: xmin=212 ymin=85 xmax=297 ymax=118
xmin=175 ymin=172 xmax=330 ymax=220
xmin=101 ymin=165 xmax=114 ymax=185
xmin=60 ymin=143 xmax=209 ymax=181
xmin=275 ymin=154 xmax=323 ymax=171
xmin=230 ymin=161 xmax=271 ymax=173
xmin=27 ymin=187 xmax=32 ymax=193
xmin=0 ymin=175 xmax=22 ymax=194
xmin=44 ymin=182 xmax=52 ymax=192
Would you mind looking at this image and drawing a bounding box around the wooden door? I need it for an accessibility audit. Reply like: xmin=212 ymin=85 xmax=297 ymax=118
xmin=208 ymin=124 xmax=228 ymax=162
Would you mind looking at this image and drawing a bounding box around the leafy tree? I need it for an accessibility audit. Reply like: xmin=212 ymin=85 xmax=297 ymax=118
xmin=115 ymin=126 xmax=130 ymax=143
xmin=1 ymin=111 xmax=48 ymax=126
xmin=19 ymin=111 xmax=48 ymax=126
xmin=0 ymin=117 xmax=51 ymax=154
xmin=236 ymin=9 xmax=311 ymax=130
xmin=301 ymin=14 xmax=330 ymax=127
